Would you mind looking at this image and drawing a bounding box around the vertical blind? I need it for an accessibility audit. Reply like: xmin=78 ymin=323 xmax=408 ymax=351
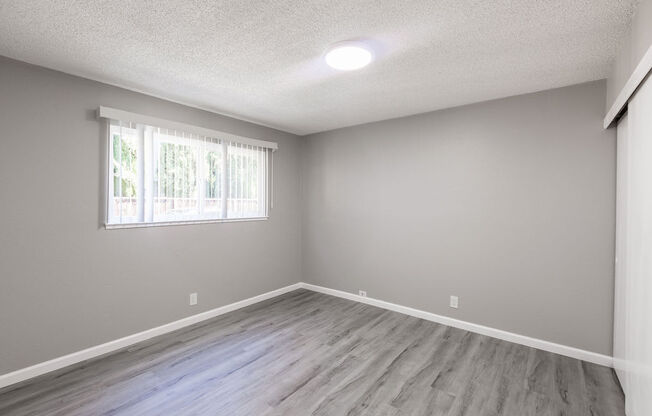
xmin=100 ymin=107 xmax=277 ymax=227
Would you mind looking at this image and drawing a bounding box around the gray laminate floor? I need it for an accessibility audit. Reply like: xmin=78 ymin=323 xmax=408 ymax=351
xmin=0 ymin=289 xmax=624 ymax=415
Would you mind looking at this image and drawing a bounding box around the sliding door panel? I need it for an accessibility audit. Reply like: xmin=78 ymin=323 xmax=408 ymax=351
xmin=621 ymin=75 xmax=652 ymax=416
xmin=614 ymin=111 xmax=628 ymax=392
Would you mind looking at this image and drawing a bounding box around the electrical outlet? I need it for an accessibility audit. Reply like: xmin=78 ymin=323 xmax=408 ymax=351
xmin=450 ymin=295 xmax=459 ymax=309
xmin=359 ymin=290 xmax=367 ymax=297
xmin=189 ymin=293 xmax=198 ymax=306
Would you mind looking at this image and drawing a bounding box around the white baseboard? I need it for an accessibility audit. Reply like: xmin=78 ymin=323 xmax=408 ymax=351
xmin=299 ymin=283 xmax=613 ymax=368
xmin=0 ymin=283 xmax=302 ymax=390
xmin=0 ymin=280 xmax=613 ymax=390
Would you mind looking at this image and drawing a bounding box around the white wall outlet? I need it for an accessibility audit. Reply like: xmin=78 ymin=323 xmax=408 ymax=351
xmin=450 ymin=295 xmax=459 ymax=309
xmin=189 ymin=293 xmax=198 ymax=306
xmin=359 ymin=290 xmax=367 ymax=297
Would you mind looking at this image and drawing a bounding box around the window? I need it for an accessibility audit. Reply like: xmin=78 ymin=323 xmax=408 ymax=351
xmin=101 ymin=107 xmax=276 ymax=228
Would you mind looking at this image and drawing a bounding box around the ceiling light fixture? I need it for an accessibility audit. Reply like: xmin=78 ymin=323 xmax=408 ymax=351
xmin=324 ymin=41 xmax=374 ymax=71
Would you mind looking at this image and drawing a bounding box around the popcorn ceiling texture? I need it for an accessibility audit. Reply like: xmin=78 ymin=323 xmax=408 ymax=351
xmin=0 ymin=0 xmax=636 ymax=134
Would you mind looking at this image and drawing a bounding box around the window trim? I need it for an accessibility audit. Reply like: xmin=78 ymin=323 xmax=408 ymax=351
xmin=104 ymin=216 xmax=268 ymax=230
xmin=99 ymin=107 xmax=277 ymax=229
xmin=98 ymin=106 xmax=278 ymax=150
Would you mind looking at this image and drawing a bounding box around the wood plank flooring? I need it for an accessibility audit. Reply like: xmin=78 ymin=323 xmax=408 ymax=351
xmin=0 ymin=289 xmax=624 ymax=415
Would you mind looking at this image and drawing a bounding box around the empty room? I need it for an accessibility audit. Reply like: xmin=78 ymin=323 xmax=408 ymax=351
xmin=0 ymin=0 xmax=651 ymax=415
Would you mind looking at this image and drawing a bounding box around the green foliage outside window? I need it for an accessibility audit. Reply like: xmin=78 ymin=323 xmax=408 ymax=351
xmin=156 ymin=142 xmax=198 ymax=198
xmin=205 ymin=151 xmax=222 ymax=199
xmin=113 ymin=134 xmax=137 ymax=198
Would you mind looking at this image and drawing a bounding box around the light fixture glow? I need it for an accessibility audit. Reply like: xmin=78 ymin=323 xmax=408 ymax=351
xmin=324 ymin=41 xmax=374 ymax=71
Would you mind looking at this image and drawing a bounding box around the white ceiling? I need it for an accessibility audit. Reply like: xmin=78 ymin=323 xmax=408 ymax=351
xmin=0 ymin=0 xmax=636 ymax=135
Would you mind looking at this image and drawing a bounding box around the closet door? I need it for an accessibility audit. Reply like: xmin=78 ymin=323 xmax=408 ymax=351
xmin=623 ymin=75 xmax=652 ymax=416
xmin=614 ymin=111 xmax=628 ymax=392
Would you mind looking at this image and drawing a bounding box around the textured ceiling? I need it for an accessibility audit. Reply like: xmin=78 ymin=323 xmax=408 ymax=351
xmin=0 ymin=0 xmax=637 ymax=135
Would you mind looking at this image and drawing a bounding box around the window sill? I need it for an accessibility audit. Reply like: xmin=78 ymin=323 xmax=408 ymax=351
xmin=105 ymin=217 xmax=269 ymax=230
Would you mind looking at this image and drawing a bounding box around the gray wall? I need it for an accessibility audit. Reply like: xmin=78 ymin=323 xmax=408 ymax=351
xmin=302 ymin=80 xmax=616 ymax=355
xmin=0 ymin=54 xmax=616 ymax=375
xmin=0 ymin=56 xmax=302 ymax=374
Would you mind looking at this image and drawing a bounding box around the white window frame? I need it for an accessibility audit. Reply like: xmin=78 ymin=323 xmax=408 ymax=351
xmin=107 ymin=122 xmax=143 ymax=225
xmin=99 ymin=107 xmax=277 ymax=229
xmin=151 ymin=131 xmax=202 ymax=223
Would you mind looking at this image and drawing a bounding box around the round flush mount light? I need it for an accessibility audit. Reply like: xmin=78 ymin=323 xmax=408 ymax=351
xmin=324 ymin=41 xmax=374 ymax=71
